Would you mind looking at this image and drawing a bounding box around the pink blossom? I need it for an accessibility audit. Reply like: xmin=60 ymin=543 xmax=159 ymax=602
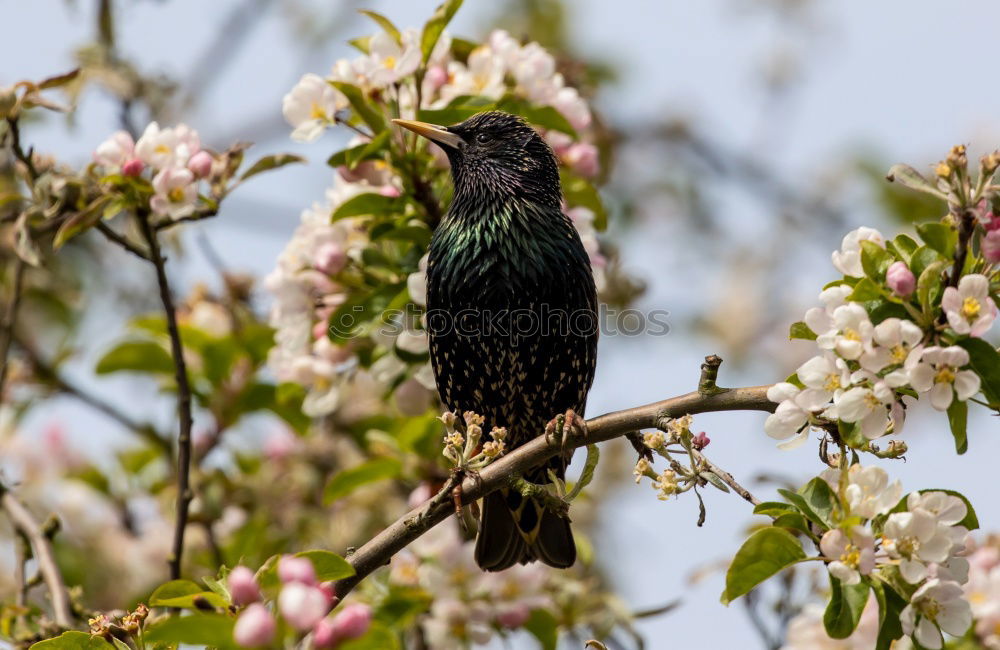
xmin=233 ymin=603 xmax=276 ymax=647
xmin=228 ymin=566 xmax=261 ymax=606
xmin=278 ymin=582 xmax=331 ymax=630
xmin=983 ymin=230 xmax=1000 ymax=264
xmin=563 ymin=142 xmax=599 ymax=178
xmin=691 ymin=432 xmax=710 ymax=450
xmin=264 ymin=428 xmax=299 ymax=461
xmin=886 ymin=261 xmax=916 ymax=297
xmin=122 ymin=158 xmax=145 ymax=177
xmin=318 ymin=582 xmax=338 ymax=604
xmin=187 ymin=150 xmax=213 ymax=178
xmin=496 ymin=603 xmax=531 ymax=628
xmin=425 ymin=65 xmax=448 ymax=90
xmin=93 ymin=131 xmax=135 ymax=168
xmin=329 ymin=603 xmax=372 ymax=641
xmin=315 ymin=242 xmax=347 ymax=275
xmin=312 ymin=618 xmax=339 ymax=648
xmin=378 ymin=185 xmax=401 ymax=198
xmin=278 ymin=555 xmax=317 ymax=585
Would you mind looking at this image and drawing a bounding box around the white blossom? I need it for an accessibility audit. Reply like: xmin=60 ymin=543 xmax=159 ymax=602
xmin=900 ymin=579 xmax=972 ymax=649
xmin=860 ymin=317 xmax=924 ymax=376
xmin=92 ymin=130 xmax=134 ymax=168
xmin=831 ymin=226 xmax=884 ymax=278
xmin=942 ymin=274 xmax=998 ymax=337
xmin=908 ymin=345 xmax=981 ymax=410
xmin=820 ymin=526 xmax=875 ymax=585
xmin=816 ymin=303 xmax=873 ymax=360
xmin=150 ymin=167 xmax=197 ymax=219
xmin=884 ymin=509 xmax=959 ymax=584
xmin=282 ymin=73 xmax=345 ymax=143
xmin=820 ymin=464 xmax=901 ymax=519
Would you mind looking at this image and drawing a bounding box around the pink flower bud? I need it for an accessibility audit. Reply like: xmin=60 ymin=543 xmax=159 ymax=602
xmin=312 ymin=618 xmax=339 ymax=648
xmin=314 ymin=242 xmax=347 ymax=276
xmin=424 ymin=65 xmax=448 ymax=90
xmin=496 ymin=603 xmax=531 ymax=629
xmin=278 ymin=555 xmax=316 ymax=585
xmin=329 ymin=603 xmax=372 ymax=641
xmin=378 ymin=185 xmax=401 ymax=198
xmin=122 ymin=158 xmax=145 ymax=177
xmin=984 ymin=230 xmax=1000 ymax=264
xmin=986 ymin=213 xmax=1000 ymax=232
xmin=233 ymin=603 xmax=276 ymax=647
xmin=279 ymin=582 xmax=332 ymax=631
xmin=886 ymin=261 xmax=916 ymax=297
xmin=187 ymin=150 xmax=214 ymax=179
xmin=691 ymin=432 xmax=710 ymax=450
xmin=563 ymin=142 xmax=599 ymax=179
xmin=318 ymin=582 xmax=338 ymax=604
xmin=228 ymin=566 xmax=261 ymax=606
xmin=264 ymin=429 xmax=299 ymax=461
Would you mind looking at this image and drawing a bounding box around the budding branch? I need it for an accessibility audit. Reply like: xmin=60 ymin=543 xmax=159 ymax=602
xmin=333 ymin=359 xmax=774 ymax=598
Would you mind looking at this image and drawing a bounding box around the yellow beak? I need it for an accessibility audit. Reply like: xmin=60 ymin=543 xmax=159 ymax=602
xmin=392 ymin=119 xmax=463 ymax=149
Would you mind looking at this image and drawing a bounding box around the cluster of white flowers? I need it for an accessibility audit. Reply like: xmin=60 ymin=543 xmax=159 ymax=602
xmin=765 ymin=227 xmax=992 ymax=449
xmin=268 ymin=28 xmax=606 ymax=417
xmin=389 ymin=517 xmax=553 ymax=649
xmin=808 ymin=466 xmax=974 ymax=648
xmin=93 ymin=123 xmax=215 ymax=220
xmin=964 ymin=540 xmax=1000 ymax=648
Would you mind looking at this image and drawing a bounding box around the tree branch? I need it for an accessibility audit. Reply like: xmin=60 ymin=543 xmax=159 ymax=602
xmin=333 ymin=381 xmax=774 ymax=598
xmin=0 ymin=487 xmax=73 ymax=628
xmin=135 ymin=210 xmax=195 ymax=581
xmin=0 ymin=257 xmax=26 ymax=399
xmin=95 ymin=222 xmax=151 ymax=261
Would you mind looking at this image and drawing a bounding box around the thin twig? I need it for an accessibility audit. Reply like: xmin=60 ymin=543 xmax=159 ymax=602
xmin=6 ymin=118 xmax=39 ymax=182
xmin=95 ymin=222 xmax=151 ymax=261
xmin=0 ymin=257 xmax=26 ymax=399
xmin=153 ymin=207 xmax=218 ymax=232
xmin=0 ymin=488 xmax=73 ymax=627
xmin=332 ymin=381 xmax=775 ymax=598
xmin=691 ymin=448 xmax=760 ymax=506
xmin=135 ymin=209 xmax=195 ymax=581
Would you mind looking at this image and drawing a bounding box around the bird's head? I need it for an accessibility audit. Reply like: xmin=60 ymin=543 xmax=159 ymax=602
xmin=392 ymin=110 xmax=562 ymax=207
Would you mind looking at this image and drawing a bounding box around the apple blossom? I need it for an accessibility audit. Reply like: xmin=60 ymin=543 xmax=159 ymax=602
xmin=834 ymin=380 xmax=894 ymax=439
xmin=883 ymin=509 xmax=958 ymax=583
xmin=781 ymin=597 xmax=879 ymax=649
xmin=233 ymin=603 xmax=276 ymax=647
xmin=860 ymin=317 xmax=923 ymax=376
xmin=150 ymin=167 xmax=197 ymax=219
xmin=816 ymin=303 xmax=874 ymax=360
xmin=278 ymin=582 xmax=332 ymax=630
xmin=942 ymin=273 xmax=997 ymax=337
xmin=908 ymin=491 xmax=968 ymax=527
xmin=278 ymin=555 xmax=317 ymax=585
xmin=362 ymin=29 xmax=421 ymax=87
xmin=328 ymin=603 xmax=372 ymax=641
xmin=93 ymin=130 xmax=134 ymax=168
xmin=314 ymin=242 xmax=347 ymax=275
xmin=228 ymin=566 xmax=261 ymax=606
xmin=820 ymin=526 xmax=875 ymax=585
xmin=438 ymin=46 xmax=506 ymax=105
xmin=797 ymin=353 xmax=851 ymax=401
xmin=282 ymin=73 xmax=345 ymax=143
xmin=135 ymin=122 xmax=185 ymax=169
xmin=820 ymin=464 xmax=901 ymax=519
xmin=831 ymin=227 xmax=884 ymax=278
xmin=886 ymin=260 xmax=916 ymax=297
xmin=900 ymin=579 xmax=972 ymax=649
xmin=121 ymin=158 xmax=144 ymax=177
xmin=764 ymin=382 xmax=830 ymax=449
xmin=908 ymin=345 xmax=981 ymax=410
xmin=563 ymin=142 xmax=600 ymax=178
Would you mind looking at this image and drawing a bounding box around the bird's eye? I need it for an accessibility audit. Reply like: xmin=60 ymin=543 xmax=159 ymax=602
xmin=475 ymin=132 xmax=492 ymax=144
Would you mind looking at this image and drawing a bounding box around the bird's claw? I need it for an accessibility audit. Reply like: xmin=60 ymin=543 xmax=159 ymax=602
xmin=544 ymin=409 xmax=587 ymax=457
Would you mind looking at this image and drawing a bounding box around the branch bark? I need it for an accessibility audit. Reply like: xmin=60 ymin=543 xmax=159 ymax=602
xmin=333 ymin=382 xmax=774 ymax=598
xmin=136 ymin=210 xmax=195 ymax=581
xmin=0 ymin=257 xmax=26 ymax=399
xmin=0 ymin=488 xmax=73 ymax=628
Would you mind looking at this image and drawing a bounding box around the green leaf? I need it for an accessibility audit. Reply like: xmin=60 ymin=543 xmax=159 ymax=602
xmin=957 ymin=338 xmax=1000 ymax=406
xmin=142 ymin=613 xmax=235 ymax=648
xmin=418 ymin=95 xmax=495 ymax=125
xmin=522 ymin=609 xmax=558 ymax=650
xmin=149 ymin=579 xmax=227 ymax=609
xmin=886 ymin=164 xmax=948 ymax=200
xmin=38 ymin=68 xmax=81 ymax=90
xmin=722 ymin=527 xmax=806 ymax=603
xmin=916 ymin=222 xmax=957 ymax=259
xmin=753 ymin=501 xmax=799 ymax=517
xmin=29 ymin=631 xmax=110 ymax=650
xmin=358 ymin=9 xmax=401 ymax=44
xmin=324 ymin=458 xmax=402 ymax=504
xmin=257 ymin=550 xmax=355 ymax=589
xmin=54 ymin=196 xmax=112 ymax=249
xmin=823 ymin=577 xmax=870 ymax=639
xmin=327 ymin=130 xmax=391 ymax=170
xmin=772 ymin=512 xmax=813 ymax=537
xmin=947 ymin=398 xmax=968 ymax=454
xmin=873 ymin=579 xmax=906 ymax=650
xmin=339 ymin=622 xmax=400 ymax=650
xmin=332 ymin=193 xmax=404 ymax=221
xmin=798 ymin=477 xmax=839 ymax=528
xmin=348 ymin=36 xmax=371 ymax=54
xmin=497 ymin=96 xmax=577 ymax=137
xmin=560 ymin=171 xmax=607 ymax=230
xmin=909 ymin=245 xmax=942 ymax=279
xmin=566 ymin=444 xmax=600 ymax=501
xmin=891 ymin=234 xmax=919 ymax=263
xmin=860 ymin=240 xmax=893 ymax=281
xmin=916 ymin=260 xmax=946 ymax=313
xmin=421 ymin=0 xmax=463 ymax=64
xmin=240 ymin=153 xmax=305 ymax=181
xmin=95 ymin=340 xmax=174 ymax=375
xmin=789 ymin=321 xmax=817 ymax=341
xmin=332 ymin=82 xmax=387 ymax=134
xmin=846 ymin=278 xmax=883 ymax=302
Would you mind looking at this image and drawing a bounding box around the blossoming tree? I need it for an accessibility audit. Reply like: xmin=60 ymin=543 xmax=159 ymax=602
xmin=3 ymin=2 xmax=1000 ymax=649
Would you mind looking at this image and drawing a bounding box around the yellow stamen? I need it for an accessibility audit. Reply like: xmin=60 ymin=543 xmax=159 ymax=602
xmin=382 ymin=55 xmax=397 ymax=69
xmin=824 ymin=374 xmax=842 ymax=392
xmin=309 ymin=102 xmax=327 ymax=120
xmin=935 ymin=366 xmax=956 ymax=384
xmin=962 ymin=296 xmax=981 ymax=321
xmin=890 ymin=345 xmax=908 ymax=364
xmin=842 ymin=328 xmax=861 ymax=342
xmin=168 ymin=187 xmax=185 ymax=203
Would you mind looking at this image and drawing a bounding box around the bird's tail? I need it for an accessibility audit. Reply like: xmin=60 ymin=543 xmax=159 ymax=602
xmin=473 ymin=469 xmax=576 ymax=571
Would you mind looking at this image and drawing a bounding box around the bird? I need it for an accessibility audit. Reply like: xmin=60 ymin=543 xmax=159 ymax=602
xmin=392 ymin=111 xmax=599 ymax=571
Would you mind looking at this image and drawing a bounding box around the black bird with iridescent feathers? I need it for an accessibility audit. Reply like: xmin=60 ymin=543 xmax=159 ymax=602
xmin=393 ymin=111 xmax=598 ymax=571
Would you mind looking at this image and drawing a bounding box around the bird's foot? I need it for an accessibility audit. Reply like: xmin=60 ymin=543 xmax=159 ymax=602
xmin=544 ymin=408 xmax=588 ymax=456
